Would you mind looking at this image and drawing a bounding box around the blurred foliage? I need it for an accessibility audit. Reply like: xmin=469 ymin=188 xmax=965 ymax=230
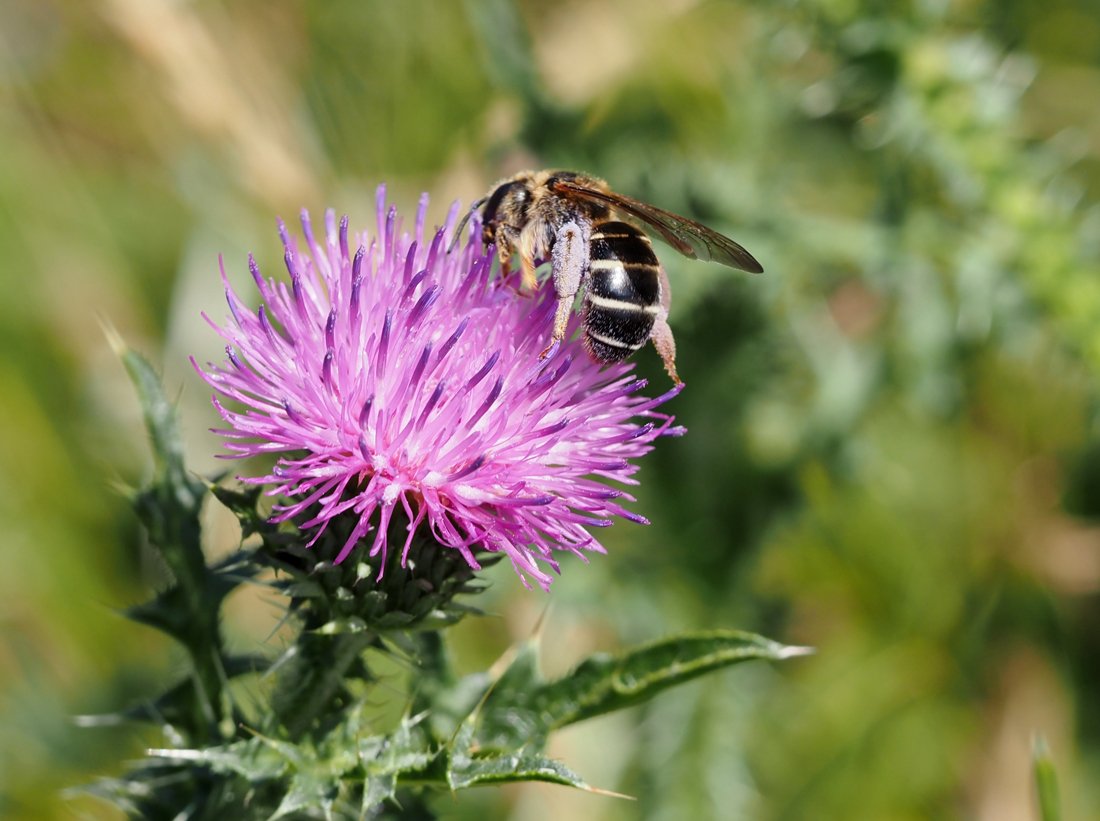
xmin=2 ymin=0 xmax=1099 ymax=818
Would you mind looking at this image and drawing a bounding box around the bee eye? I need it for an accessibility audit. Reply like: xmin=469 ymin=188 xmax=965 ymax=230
xmin=484 ymin=181 xmax=529 ymax=226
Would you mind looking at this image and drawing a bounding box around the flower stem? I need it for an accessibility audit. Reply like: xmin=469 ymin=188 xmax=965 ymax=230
xmin=271 ymin=630 xmax=376 ymax=740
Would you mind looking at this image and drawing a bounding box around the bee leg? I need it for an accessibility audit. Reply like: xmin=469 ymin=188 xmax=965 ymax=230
xmin=493 ymin=226 xmax=521 ymax=275
xmin=652 ymin=265 xmax=681 ymax=383
xmin=517 ymin=223 xmax=542 ymax=291
xmin=650 ymin=317 xmax=680 ymax=384
xmin=520 ymin=254 xmax=539 ymax=291
xmin=539 ymin=294 xmax=574 ymax=360
xmin=539 ymin=220 xmax=588 ymax=359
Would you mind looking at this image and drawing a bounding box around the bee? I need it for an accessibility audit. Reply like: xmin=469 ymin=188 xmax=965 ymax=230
xmin=454 ymin=170 xmax=763 ymax=383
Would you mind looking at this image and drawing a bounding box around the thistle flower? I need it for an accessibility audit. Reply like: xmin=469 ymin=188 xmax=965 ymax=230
xmin=194 ymin=187 xmax=683 ymax=590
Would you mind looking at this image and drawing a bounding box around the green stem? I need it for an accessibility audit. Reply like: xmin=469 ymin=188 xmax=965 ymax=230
xmin=125 ymin=347 xmax=233 ymax=742
xmin=272 ymin=630 xmax=376 ymax=740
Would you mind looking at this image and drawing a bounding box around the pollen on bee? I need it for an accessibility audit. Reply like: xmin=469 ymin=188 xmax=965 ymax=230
xmin=551 ymin=220 xmax=588 ymax=296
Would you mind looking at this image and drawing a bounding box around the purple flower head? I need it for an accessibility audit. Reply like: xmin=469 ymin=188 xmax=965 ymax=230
xmin=194 ymin=186 xmax=684 ymax=590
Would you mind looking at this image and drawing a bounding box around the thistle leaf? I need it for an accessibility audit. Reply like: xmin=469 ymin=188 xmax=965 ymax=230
xmin=118 ymin=343 xmax=190 ymax=489
xmin=358 ymin=715 xmax=436 ymax=776
xmin=272 ymin=774 xmax=335 ymax=820
xmin=476 ymin=629 xmax=809 ymax=750
xmin=147 ymin=739 xmax=291 ymax=781
xmin=537 ymin=630 xmax=811 ymax=729
xmin=448 ymin=751 xmax=590 ymax=791
xmin=471 ymin=634 xmax=547 ymax=749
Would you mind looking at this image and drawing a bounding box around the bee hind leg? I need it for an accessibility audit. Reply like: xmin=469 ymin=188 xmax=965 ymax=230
xmin=651 ymin=265 xmax=680 ymax=383
xmin=539 ymin=220 xmax=588 ymax=359
xmin=649 ymin=317 xmax=680 ymax=384
xmin=540 ymin=294 xmax=575 ymax=359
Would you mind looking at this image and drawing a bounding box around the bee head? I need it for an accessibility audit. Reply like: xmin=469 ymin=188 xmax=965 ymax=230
xmin=481 ymin=179 xmax=532 ymax=244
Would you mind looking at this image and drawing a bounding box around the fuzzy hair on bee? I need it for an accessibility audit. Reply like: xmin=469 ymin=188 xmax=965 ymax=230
xmin=454 ymin=169 xmax=763 ymax=383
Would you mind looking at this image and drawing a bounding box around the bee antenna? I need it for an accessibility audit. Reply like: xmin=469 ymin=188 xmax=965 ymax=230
xmin=448 ymin=195 xmax=489 ymax=253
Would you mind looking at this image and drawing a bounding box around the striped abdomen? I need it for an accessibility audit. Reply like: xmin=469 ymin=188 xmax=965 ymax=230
xmin=583 ymin=221 xmax=661 ymax=363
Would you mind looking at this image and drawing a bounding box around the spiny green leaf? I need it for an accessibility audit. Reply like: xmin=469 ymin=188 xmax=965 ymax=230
xmin=537 ymin=630 xmax=810 ymax=730
xmin=147 ymin=740 xmax=291 ymax=781
xmin=122 ymin=583 xmax=201 ymax=639
xmin=140 ymin=716 xmax=440 ymax=817
xmin=123 ymin=555 xmax=252 ymax=645
xmin=362 ymin=773 xmax=397 ymax=814
xmin=475 ymin=629 xmax=809 ymax=750
xmin=75 ymin=763 xmax=269 ymax=818
xmin=448 ymin=751 xmax=590 ymax=791
xmin=209 ymin=482 xmax=271 ymax=537
xmin=272 ymin=773 xmax=336 ymax=820
xmin=471 ymin=633 xmax=547 ymax=749
xmin=358 ymin=715 xmax=435 ymax=777
xmin=117 ymin=342 xmax=190 ymax=488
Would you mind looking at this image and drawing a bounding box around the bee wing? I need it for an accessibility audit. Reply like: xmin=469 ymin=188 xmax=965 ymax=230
xmin=553 ymin=180 xmax=764 ymax=273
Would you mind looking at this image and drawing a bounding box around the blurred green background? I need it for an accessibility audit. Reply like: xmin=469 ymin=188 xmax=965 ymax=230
xmin=3 ymin=0 xmax=1099 ymax=818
